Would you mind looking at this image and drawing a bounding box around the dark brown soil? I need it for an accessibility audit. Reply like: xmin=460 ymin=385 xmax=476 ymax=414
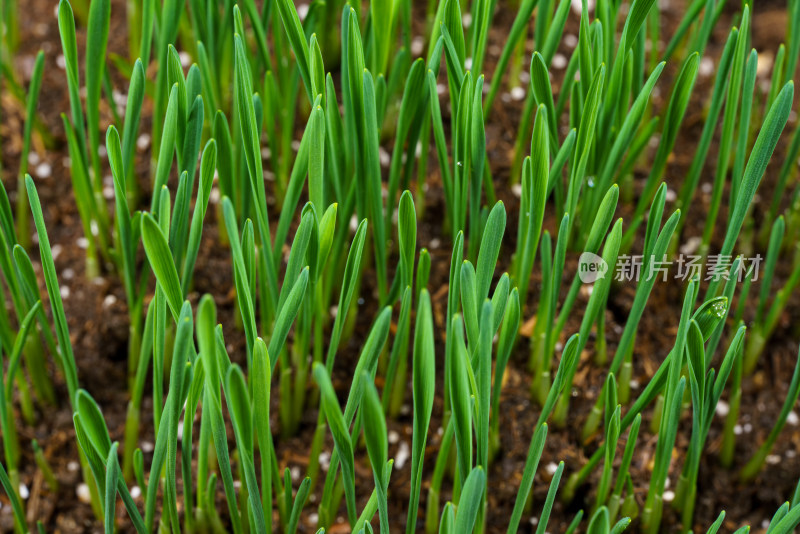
xmin=1 ymin=0 xmax=799 ymax=533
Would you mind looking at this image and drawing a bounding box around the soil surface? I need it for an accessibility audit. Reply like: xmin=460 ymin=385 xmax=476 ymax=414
xmin=1 ymin=0 xmax=799 ymax=533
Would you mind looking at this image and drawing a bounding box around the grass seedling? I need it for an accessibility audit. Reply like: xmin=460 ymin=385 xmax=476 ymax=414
xmin=4 ymin=1 xmax=800 ymax=533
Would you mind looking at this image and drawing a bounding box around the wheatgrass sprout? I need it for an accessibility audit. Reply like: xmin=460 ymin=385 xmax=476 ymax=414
xmin=57 ymin=0 xmax=112 ymax=276
xmin=14 ymin=50 xmax=43 ymax=251
xmin=5 ymin=0 xmax=800 ymax=533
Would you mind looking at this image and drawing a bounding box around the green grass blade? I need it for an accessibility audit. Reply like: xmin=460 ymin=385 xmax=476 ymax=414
xmin=85 ymin=0 xmax=110 ymax=186
xmin=25 ymin=176 xmax=79 ymax=404
xmin=454 ymin=467 xmax=486 ymax=534
xmin=141 ymin=213 xmax=182 ymax=320
xmin=103 ymin=443 xmax=119 ymax=534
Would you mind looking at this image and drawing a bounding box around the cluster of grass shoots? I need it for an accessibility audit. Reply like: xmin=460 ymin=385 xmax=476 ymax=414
xmin=1 ymin=0 xmax=800 ymax=532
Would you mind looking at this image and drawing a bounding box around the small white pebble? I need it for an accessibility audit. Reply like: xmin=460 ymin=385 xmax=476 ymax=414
xmin=756 ymin=52 xmax=773 ymax=77
xmin=663 ymin=490 xmax=675 ymax=503
xmin=28 ymin=152 xmax=41 ymax=166
xmin=56 ymin=54 xmax=66 ymax=70
xmin=233 ymin=480 xmax=242 ymax=489
xmin=787 ymin=450 xmax=796 ymax=459
xmin=462 ymin=13 xmax=472 ymax=27
xmin=530 ymin=517 xmax=539 ymax=526
xmin=545 ymin=462 xmax=558 ymax=475
xmin=734 ymin=424 xmax=743 ymax=435
xmin=552 ymin=54 xmax=567 ymax=70
xmin=680 ymin=236 xmax=702 ymax=255
xmin=131 ymin=486 xmax=141 ymax=499
xmin=67 ymin=461 xmax=80 ymax=472
xmin=51 ymin=244 xmax=63 ymax=260
xmin=291 ymin=466 xmax=301 ymax=481
xmin=308 ymin=512 xmax=319 ymax=525
xmin=19 ymin=484 xmax=29 ymax=500
xmin=291 ymin=140 xmax=301 ymax=152
xmin=411 ymin=36 xmax=424 ymax=56
xmin=77 ymin=237 xmax=89 ymax=250
xmin=665 ymin=188 xmax=677 ymax=202
xmin=766 ymin=454 xmax=781 ymax=465
xmin=429 ymin=238 xmax=441 ymax=250
xmin=297 ymin=3 xmax=309 ymax=20
xmin=103 ymin=186 xmax=115 ymax=200
xmin=179 ymin=51 xmax=192 ymax=69
xmin=35 ymin=162 xmax=52 ymax=179
xmin=136 ymin=134 xmax=151 ymax=151
xmin=60 ymin=286 xmax=70 ymax=299
xmin=715 ymin=400 xmax=730 ymax=417
xmin=465 ymin=57 xmax=473 ymax=70
xmin=564 ymin=34 xmax=578 ymax=49
xmin=77 ymin=483 xmax=92 ymax=503
xmin=510 ymin=86 xmax=526 ymax=101
xmin=112 ymin=90 xmax=127 ymax=107
xmin=743 ymin=423 xmax=753 ymax=433
xmin=318 ymin=451 xmax=331 ymax=471
xmin=699 ymin=57 xmax=715 ymax=77
xmin=787 ymin=411 xmax=798 ymax=426
xmin=388 ymin=430 xmax=400 ymax=444
xmin=630 ymin=380 xmax=640 ymax=390
xmin=141 ymin=441 xmax=154 ymax=453
xmin=400 ymin=404 xmax=411 ymax=415
xmin=511 ymin=184 xmax=522 ymax=198
xmin=209 ymin=188 xmax=221 ymax=205
xmin=261 ymin=147 xmax=271 ymax=160
xmin=701 ymin=183 xmax=713 ymax=194
xmin=395 ymin=441 xmax=411 ymax=469
xmin=98 ymin=145 xmax=107 ymax=159
xmin=582 ymin=283 xmax=594 ymax=297
xmin=379 ymin=147 xmax=390 ymax=167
